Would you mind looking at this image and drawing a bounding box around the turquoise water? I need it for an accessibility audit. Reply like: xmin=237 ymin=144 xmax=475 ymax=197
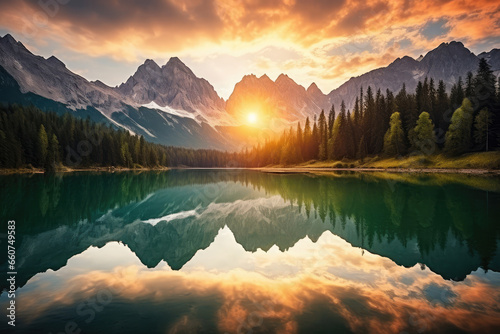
xmin=1 ymin=170 xmax=500 ymax=333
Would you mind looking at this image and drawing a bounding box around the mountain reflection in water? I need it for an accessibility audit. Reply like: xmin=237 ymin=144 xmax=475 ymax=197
xmin=1 ymin=170 xmax=499 ymax=333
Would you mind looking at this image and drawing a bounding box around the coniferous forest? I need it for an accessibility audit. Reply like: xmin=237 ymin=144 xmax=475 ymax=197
xmin=245 ymin=58 xmax=499 ymax=167
xmin=0 ymin=59 xmax=498 ymax=171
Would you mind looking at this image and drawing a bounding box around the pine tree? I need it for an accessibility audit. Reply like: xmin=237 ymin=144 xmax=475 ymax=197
xmin=465 ymin=71 xmax=475 ymax=98
xmin=450 ymin=77 xmax=464 ymax=110
xmin=311 ymin=115 xmax=319 ymax=160
xmin=473 ymin=108 xmax=492 ymax=151
xmin=474 ymin=58 xmax=497 ymax=148
xmin=280 ymin=129 xmax=299 ymax=165
xmin=303 ymin=117 xmax=312 ymax=161
xmin=318 ymin=110 xmax=328 ymax=160
xmin=353 ymin=97 xmax=361 ymax=136
xmin=345 ymin=111 xmax=356 ymax=158
xmin=357 ymin=135 xmax=367 ymax=161
xmin=331 ymin=101 xmax=348 ymax=160
xmin=327 ymin=105 xmax=335 ymax=138
xmin=416 ymin=80 xmax=424 ymax=113
xmin=363 ymin=86 xmax=376 ymax=153
xmin=120 ymin=142 xmax=132 ymax=167
xmin=383 ymin=112 xmax=406 ymax=156
xmin=296 ymin=122 xmax=303 ymax=160
xmin=410 ymin=112 xmax=436 ymax=154
xmin=396 ymin=83 xmax=416 ymax=135
xmin=444 ymin=98 xmax=474 ymax=155
xmin=373 ymin=89 xmax=387 ymax=154
xmin=38 ymin=124 xmax=48 ymax=167
xmin=429 ymin=78 xmax=437 ymax=116
xmin=435 ymin=80 xmax=450 ymax=134
xmin=45 ymin=133 xmax=60 ymax=171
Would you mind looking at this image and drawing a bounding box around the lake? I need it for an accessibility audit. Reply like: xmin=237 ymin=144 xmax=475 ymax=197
xmin=1 ymin=170 xmax=500 ymax=333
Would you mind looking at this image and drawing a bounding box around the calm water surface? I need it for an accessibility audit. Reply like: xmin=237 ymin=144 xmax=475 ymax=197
xmin=1 ymin=170 xmax=500 ymax=333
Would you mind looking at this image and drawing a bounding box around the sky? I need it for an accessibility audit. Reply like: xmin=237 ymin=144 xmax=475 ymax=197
xmin=0 ymin=0 xmax=499 ymax=99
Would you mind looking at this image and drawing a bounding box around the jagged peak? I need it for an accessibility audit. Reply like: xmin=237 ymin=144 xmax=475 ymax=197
xmin=259 ymin=74 xmax=271 ymax=80
xmin=0 ymin=33 xmax=30 ymax=54
xmin=165 ymin=56 xmax=187 ymax=68
xmin=142 ymin=59 xmax=160 ymax=69
xmin=275 ymin=73 xmax=296 ymax=85
xmin=276 ymin=73 xmax=289 ymax=80
xmin=431 ymin=41 xmax=471 ymax=55
xmin=92 ymin=80 xmax=108 ymax=88
xmin=450 ymin=40 xmax=465 ymax=47
xmin=163 ymin=56 xmax=195 ymax=77
xmin=1 ymin=33 xmax=16 ymax=44
xmin=307 ymin=82 xmax=323 ymax=95
xmin=389 ymin=55 xmax=416 ymax=67
xmin=420 ymin=40 xmax=474 ymax=64
xmin=47 ymin=55 xmax=66 ymax=68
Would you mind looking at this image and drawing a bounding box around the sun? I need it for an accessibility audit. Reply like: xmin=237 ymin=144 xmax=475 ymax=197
xmin=247 ymin=112 xmax=258 ymax=124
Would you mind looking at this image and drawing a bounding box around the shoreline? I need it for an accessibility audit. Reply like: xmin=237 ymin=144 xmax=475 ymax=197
xmin=0 ymin=166 xmax=170 ymax=175
xmin=2 ymin=152 xmax=499 ymax=175
xmin=1 ymin=166 xmax=499 ymax=175
xmin=256 ymin=167 xmax=500 ymax=175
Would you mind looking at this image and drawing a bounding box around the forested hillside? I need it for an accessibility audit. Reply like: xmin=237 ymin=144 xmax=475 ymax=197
xmin=0 ymin=105 xmax=238 ymax=170
xmin=244 ymin=59 xmax=499 ymax=166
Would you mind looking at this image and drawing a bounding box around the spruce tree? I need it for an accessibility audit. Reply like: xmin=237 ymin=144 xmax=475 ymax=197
xmin=311 ymin=115 xmax=319 ymax=160
xmin=383 ymin=112 xmax=406 ymax=156
xmin=465 ymin=71 xmax=475 ymax=98
xmin=410 ymin=112 xmax=436 ymax=154
xmin=327 ymin=105 xmax=335 ymax=138
xmin=473 ymin=108 xmax=492 ymax=151
xmin=38 ymin=124 xmax=48 ymax=167
xmin=331 ymin=101 xmax=348 ymax=160
xmin=296 ymin=122 xmax=303 ymax=160
xmin=474 ymin=58 xmax=497 ymax=148
xmin=435 ymin=80 xmax=450 ymax=134
xmin=444 ymin=98 xmax=474 ymax=155
xmin=318 ymin=110 xmax=328 ymax=160
xmin=303 ymin=117 xmax=312 ymax=161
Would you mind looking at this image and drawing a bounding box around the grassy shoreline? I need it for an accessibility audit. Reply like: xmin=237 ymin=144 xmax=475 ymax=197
xmin=1 ymin=152 xmax=499 ymax=175
xmin=261 ymin=151 xmax=500 ymax=174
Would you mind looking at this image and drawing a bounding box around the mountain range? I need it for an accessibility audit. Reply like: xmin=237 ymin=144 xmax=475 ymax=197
xmin=1 ymin=34 xmax=499 ymax=150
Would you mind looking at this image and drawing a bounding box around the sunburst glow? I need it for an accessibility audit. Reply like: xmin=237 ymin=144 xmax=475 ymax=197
xmin=247 ymin=112 xmax=258 ymax=124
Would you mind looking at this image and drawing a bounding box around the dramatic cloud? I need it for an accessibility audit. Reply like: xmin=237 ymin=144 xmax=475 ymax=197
xmin=0 ymin=0 xmax=498 ymax=97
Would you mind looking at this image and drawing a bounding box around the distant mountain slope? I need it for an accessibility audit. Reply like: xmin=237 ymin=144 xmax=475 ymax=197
xmin=327 ymin=41 xmax=500 ymax=110
xmin=0 ymin=34 xmax=235 ymax=150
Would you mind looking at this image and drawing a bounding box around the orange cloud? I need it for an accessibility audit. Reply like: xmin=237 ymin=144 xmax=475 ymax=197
xmin=0 ymin=0 xmax=498 ymax=95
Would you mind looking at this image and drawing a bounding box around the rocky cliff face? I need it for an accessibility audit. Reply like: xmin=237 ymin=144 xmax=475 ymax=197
xmin=226 ymin=73 xmax=330 ymax=122
xmin=0 ymin=34 xmax=124 ymax=114
xmin=118 ymin=57 xmax=228 ymax=124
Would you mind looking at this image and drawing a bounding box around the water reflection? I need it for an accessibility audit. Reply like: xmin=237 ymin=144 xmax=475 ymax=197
xmin=1 ymin=170 xmax=500 ymax=333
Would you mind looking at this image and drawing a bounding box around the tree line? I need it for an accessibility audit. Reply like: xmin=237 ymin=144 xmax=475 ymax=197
xmin=242 ymin=58 xmax=499 ymax=166
xmin=0 ymin=104 xmax=239 ymax=170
